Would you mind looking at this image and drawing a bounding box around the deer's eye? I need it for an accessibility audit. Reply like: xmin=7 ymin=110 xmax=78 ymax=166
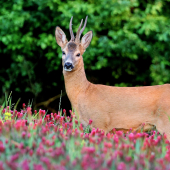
xmin=62 ymin=51 xmax=65 ymax=55
xmin=76 ymin=53 xmax=80 ymax=57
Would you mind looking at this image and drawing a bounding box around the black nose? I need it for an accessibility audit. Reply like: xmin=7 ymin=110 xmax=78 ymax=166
xmin=64 ymin=62 xmax=74 ymax=69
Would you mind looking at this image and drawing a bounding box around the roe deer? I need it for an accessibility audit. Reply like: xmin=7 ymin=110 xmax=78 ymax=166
xmin=55 ymin=16 xmax=170 ymax=140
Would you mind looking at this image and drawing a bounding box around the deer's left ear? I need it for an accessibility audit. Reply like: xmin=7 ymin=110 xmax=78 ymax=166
xmin=55 ymin=26 xmax=68 ymax=48
xmin=81 ymin=31 xmax=93 ymax=50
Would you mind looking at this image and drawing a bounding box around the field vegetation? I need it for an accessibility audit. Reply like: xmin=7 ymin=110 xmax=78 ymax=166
xmin=1 ymin=0 xmax=170 ymax=111
xmin=0 ymin=96 xmax=170 ymax=170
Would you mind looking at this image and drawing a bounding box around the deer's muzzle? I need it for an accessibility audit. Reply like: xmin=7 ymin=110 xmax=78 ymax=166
xmin=64 ymin=62 xmax=74 ymax=71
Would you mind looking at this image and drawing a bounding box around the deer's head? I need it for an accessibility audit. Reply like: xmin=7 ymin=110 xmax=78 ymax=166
xmin=55 ymin=16 xmax=92 ymax=72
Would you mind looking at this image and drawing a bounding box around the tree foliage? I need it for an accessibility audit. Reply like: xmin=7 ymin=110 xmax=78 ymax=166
xmin=0 ymin=0 xmax=170 ymax=109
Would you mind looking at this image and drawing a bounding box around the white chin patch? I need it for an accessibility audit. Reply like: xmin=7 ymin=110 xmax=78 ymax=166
xmin=64 ymin=68 xmax=73 ymax=72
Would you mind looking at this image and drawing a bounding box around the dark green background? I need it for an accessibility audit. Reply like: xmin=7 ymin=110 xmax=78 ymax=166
xmin=1 ymin=0 xmax=170 ymax=113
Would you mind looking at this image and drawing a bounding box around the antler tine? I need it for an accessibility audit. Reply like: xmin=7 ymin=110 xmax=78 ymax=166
xmin=79 ymin=16 xmax=88 ymax=39
xmin=75 ymin=19 xmax=83 ymax=43
xmin=69 ymin=16 xmax=74 ymax=41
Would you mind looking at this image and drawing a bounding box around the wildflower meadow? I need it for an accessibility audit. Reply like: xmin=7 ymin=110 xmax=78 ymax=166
xmin=0 ymin=95 xmax=170 ymax=170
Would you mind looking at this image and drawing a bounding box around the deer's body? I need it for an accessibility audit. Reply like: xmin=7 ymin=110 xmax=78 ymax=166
xmin=64 ymin=58 xmax=170 ymax=135
xmin=55 ymin=16 xmax=170 ymax=140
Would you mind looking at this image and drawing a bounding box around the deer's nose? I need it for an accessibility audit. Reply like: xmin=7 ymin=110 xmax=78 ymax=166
xmin=64 ymin=62 xmax=74 ymax=70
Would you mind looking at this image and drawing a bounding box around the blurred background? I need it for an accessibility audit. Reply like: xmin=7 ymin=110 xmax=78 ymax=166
xmin=0 ymin=0 xmax=170 ymax=114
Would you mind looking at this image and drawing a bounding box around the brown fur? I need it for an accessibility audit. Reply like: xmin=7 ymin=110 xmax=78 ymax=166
xmin=55 ymin=20 xmax=170 ymax=140
xmin=63 ymin=57 xmax=170 ymax=139
xmin=67 ymin=42 xmax=77 ymax=51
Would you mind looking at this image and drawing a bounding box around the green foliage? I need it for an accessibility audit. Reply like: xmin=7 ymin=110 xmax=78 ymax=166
xmin=1 ymin=0 xmax=170 ymax=107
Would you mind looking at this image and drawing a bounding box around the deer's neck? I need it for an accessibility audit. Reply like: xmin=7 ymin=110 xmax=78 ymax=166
xmin=63 ymin=58 xmax=90 ymax=108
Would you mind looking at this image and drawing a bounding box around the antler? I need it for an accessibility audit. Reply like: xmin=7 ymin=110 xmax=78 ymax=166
xmin=69 ymin=16 xmax=88 ymax=43
xmin=75 ymin=16 xmax=88 ymax=43
xmin=69 ymin=16 xmax=74 ymax=41
xmin=79 ymin=16 xmax=88 ymax=39
xmin=75 ymin=19 xmax=83 ymax=43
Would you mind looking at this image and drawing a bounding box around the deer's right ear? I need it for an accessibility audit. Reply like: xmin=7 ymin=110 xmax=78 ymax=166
xmin=81 ymin=31 xmax=93 ymax=50
xmin=55 ymin=27 xmax=68 ymax=48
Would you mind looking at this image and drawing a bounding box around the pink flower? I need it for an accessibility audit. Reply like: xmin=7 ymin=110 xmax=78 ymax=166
xmin=75 ymin=120 xmax=78 ymax=124
xmin=0 ymin=144 xmax=5 ymax=153
xmin=0 ymin=161 xmax=4 ymax=170
xmin=116 ymin=131 xmax=123 ymax=137
xmin=22 ymin=103 xmax=26 ymax=108
xmin=10 ymin=153 xmax=19 ymax=162
xmin=15 ymin=120 xmax=22 ymax=131
xmin=117 ymin=162 xmax=126 ymax=170
xmin=27 ymin=133 xmax=31 ymax=138
xmin=85 ymin=133 xmax=89 ymax=139
xmin=27 ymin=107 xmax=32 ymax=115
xmin=91 ymin=129 xmax=96 ymax=136
xmin=129 ymin=133 xmax=134 ymax=141
xmin=41 ymin=157 xmax=51 ymax=169
xmin=114 ymin=135 xmax=119 ymax=144
xmin=33 ymin=164 xmax=45 ymax=170
xmin=89 ymin=136 xmax=95 ymax=143
xmin=165 ymin=153 xmax=170 ymax=161
xmin=149 ymin=152 xmax=155 ymax=162
xmin=165 ymin=140 xmax=170 ymax=144
xmin=79 ymin=123 xmax=84 ymax=132
xmin=22 ymin=131 xmax=26 ymax=139
xmin=82 ymin=147 xmax=95 ymax=154
xmin=107 ymin=133 xmax=111 ymax=139
xmin=89 ymin=119 xmax=92 ymax=125
xmin=56 ymin=115 xmax=60 ymax=120
xmin=135 ymin=133 xmax=141 ymax=139
xmin=72 ymin=160 xmax=77 ymax=167
xmin=80 ymin=133 xmax=84 ymax=138
xmin=64 ymin=123 xmax=68 ymax=129
xmin=164 ymin=133 xmax=167 ymax=139
xmin=46 ymin=115 xmax=50 ymax=120
xmin=125 ymin=156 xmax=132 ymax=162
xmin=22 ymin=160 xmax=29 ymax=170
xmin=60 ymin=116 xmax=64 ymax=124
xmin=104 ymin=142 xmax=112 ymax=148
xmin=107 ymin=157 xmax=114 ymax=167
xmin=17 ymin=112 xmax=21 ymax=118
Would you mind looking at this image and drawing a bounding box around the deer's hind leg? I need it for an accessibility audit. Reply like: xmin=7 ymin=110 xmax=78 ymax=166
xmin=155 ymin=115 xmax=170 ymax=141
